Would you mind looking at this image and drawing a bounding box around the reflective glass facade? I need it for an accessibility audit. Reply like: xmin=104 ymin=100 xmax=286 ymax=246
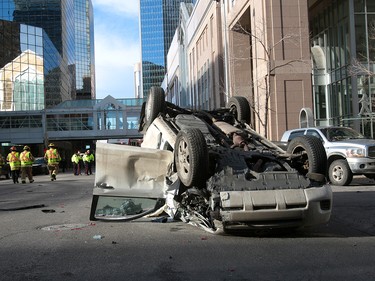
xmin=139 ymin=0 xmax=195 ymax=98
xmin=75 ymin=0 xmax=95 ymax=99
xmin=310 ymin=0 xmax=375 ymax=135
xmin=0 ymin=0 xmax=95 ymax=111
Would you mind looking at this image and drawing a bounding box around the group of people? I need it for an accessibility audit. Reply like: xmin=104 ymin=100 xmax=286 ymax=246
xmin=1 ymin=145 xmax=34 ymax=183
xmin=1 ymin=143 xmax=95 ymax=183
xmin=2 ymin=143 xmax=61 ymax=183
xmin=71 ymin=150 xmax=95 ymax=176
xmin=1 ymin=145 xmax=36 ymax=184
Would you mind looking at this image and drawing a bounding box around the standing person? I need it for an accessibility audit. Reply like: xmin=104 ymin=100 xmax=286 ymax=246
xmin=20 ymin=146 xmax=35 ymax=184
xmin=44 ymin=143 xmax=61 ymax=181
xmin=71 ymin=151 xmax=81 ymax=176
xmin=83 ymin=150 xmax=94 ymax=175
xmin=7 ymin=146 xmax=20 ymax=184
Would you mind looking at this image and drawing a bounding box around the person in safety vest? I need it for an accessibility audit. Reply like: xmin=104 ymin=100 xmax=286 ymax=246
xmin=20 ymin=145 xmax=35 ymax=184
xmin=44 ymin=143 xmax=61 ymax=181
xmin=7 ymin=146 xmax=20 ymax=184
xmin=71 ymin=150 xmax=82 ymax=176
xmin=83 ymin=150 xmax=95 ymax=175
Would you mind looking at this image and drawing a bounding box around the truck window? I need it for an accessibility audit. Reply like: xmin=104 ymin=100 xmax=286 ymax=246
xmin=288 ymin=130 xmax=305 ymax=141
xmin=306 ymin=129 xmax=323 ymax=141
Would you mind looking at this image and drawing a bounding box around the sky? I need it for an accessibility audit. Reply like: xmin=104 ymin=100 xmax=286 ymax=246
xmin=91 ymin=1 xmax=140 ymax=99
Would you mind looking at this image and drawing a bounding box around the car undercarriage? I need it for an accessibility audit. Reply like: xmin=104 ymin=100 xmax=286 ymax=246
xmin=90 ymin=87 xmax=332 ymax=234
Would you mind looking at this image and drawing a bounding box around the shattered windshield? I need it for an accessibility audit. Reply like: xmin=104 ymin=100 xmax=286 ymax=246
xmin=321 ymin=127 xmax=365 ymax=141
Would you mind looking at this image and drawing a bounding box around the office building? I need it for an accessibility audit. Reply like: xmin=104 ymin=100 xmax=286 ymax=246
xmin=309 ymin=0 xmax=375 ymax=136
xmin=0 ymin=0 xmax=95 ymax=110
xmin=139 ymin=0 xmax=195 ymax=99
xmin=165 ymin=0 xmax=375 ymax=139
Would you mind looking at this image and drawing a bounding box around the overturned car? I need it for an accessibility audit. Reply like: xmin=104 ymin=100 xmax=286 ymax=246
xmin=90 ymin=87 xmax=332 ymax=234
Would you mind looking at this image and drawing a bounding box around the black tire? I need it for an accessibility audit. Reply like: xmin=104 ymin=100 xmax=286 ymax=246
xmin=227 ymin=96 xmax=251 ymax=123
xmin=287 ymin=135 xmax=327 ymax=176
xmin=5 ymin=173 xmax=10 ymax=179
xmin=174 ymin=128 xmax=208 ymax=188
xmin=328 ymin=159 xmax=353 ymax=186
xmin=144 ymin=86 xmax=166 ymax=128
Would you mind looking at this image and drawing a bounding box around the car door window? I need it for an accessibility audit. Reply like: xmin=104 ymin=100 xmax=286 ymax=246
xmin=288 ymin=130 xmax=305 ymax=141
xmin=306 ymin=129 xmax=323 ymax=142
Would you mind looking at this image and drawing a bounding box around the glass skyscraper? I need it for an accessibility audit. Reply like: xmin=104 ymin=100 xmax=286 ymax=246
xmin=0 ymin=0 xmax=95 ymax=110
xmin=310 ymin=0 xmax=375 ymax=134
xmin=75 ymin=0 xmax=95 ymax=100
xmin=139 ymin=0 xmax=195 ymax=99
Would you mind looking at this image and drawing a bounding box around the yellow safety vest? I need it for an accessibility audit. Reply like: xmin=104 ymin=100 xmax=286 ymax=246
xmin=7 ymin=152 xmax=21 ymax=170
xmin=44 ymin=148 xmax=61 ymax=164
xmin=20 ymin=151 xmax=34 ymax=167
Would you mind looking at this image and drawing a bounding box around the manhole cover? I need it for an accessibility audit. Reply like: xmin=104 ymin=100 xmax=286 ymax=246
xmin=40 ymin=223 xmax=89 ymax=231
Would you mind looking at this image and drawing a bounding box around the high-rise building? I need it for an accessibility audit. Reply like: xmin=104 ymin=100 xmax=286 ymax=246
xmin=75 ymin=0 xmax=95 ymax=100
xmin=139 ymin=0 xmax=195 ymax=99
xmin=0 ymin=0 xmax=95 ymax=110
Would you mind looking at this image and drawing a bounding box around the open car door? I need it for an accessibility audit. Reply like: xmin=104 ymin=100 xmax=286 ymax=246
xmin=90 ymin=142 xmax=174 ymax=221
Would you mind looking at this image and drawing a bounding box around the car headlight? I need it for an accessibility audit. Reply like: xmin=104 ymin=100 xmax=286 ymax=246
xmin=346 ymin=148 xmax=365 ymax=158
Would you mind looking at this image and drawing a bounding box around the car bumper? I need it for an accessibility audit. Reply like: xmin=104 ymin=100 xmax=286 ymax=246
xmin=347 ymin=158 xmax=375 ymax=174
xmin=219 ymin=185 xmax=332 ymax=229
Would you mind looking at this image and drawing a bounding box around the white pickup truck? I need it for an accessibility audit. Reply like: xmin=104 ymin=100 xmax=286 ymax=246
xmin=280 ymin=126 xmax=375 ymax=186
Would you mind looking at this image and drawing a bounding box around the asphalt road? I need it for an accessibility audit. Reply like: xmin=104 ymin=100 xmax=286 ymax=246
xmin=0 ymin=172 xmax=374 ymax=281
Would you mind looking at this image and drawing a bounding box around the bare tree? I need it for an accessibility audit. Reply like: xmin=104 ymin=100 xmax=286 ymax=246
xmin=230 ymin=23 xmax=309 ymax=138
xmin=349 ymin=21 xmax=375 ymax=77
xmin=349 ymin=21 xmax=375 ymax=117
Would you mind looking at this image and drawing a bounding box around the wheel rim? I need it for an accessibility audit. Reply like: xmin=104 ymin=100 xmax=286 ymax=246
xmin=292 ymin=146 xmax=309 ymax=175
xmin=230 ymin=105 xmax=238 ymax=119
xmin=177 ymin=137 xmax=191 ymax=181
xmin=332 ymin=165 xmax=344 ymax=182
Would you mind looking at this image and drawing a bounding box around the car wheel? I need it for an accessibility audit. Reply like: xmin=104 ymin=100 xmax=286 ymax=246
xmin=227 ymin=96 xmax=251 ymax=123
xmin=5 ymin=173 xmax=10 ymax=179
xmin=287 ymin=135 xmax=327 ymax=176
xmin=328 ymin=159 xmax=353 ymax=186
xmin=175 ymin=128 xmax=208 ymax=188
xmin=144 ymin=86 xmax=166 ymax=128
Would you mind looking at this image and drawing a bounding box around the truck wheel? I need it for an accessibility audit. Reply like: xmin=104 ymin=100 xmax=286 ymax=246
xmin=227 ymin=96 xmax=251 ymax=124
xmin=145 ymin=86 xmax=166 ymax=128
xmin=287 ymin=135 xmax=327 ymax=176
xmin=175 ymin=128 xmax=208 ymax=188
xmin=328 ymin=159 xmax=353 ymax=186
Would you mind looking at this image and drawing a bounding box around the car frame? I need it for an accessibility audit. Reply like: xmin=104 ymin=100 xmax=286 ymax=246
xmin=90 ymin=87 xmax=332 ymax=234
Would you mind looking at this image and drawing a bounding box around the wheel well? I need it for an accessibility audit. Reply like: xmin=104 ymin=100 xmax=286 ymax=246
xmin=328 ymin=155 xmax=346 ymax=166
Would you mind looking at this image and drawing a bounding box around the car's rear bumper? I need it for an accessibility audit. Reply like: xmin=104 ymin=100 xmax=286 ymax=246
xmin=219 ymin=185 xmax=332 ymax=229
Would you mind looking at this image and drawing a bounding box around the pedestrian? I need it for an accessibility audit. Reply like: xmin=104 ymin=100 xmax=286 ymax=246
xmin=44 ymin=143 xmax=61 ymax=181
xmin=20 ymin=145 xmax=35 ymax=184
xmin=7 ymin=146 xmax=20 ymax=184
xmin=83 ymin=150 xmax=94 ymax=175
xmin=78 ymin=152 xmax=84 ymax=174
xmin=71 ymin=150 xmax=81 ymax=176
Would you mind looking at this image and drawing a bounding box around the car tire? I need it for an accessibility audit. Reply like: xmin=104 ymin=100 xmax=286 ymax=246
xmin=287 ymin=135 xmax=327 ymax=176
xmin=175 ymin=128 xmax=208 ymax=188
xmin=227 ymin=96 xmax=251 ymax=123
xmin=144 ymin=86 xmax=166 ymax=129
xmin=328 ymin=159 xmax=353 ymax=186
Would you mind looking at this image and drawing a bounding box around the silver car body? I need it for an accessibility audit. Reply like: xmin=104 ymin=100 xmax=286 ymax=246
xmin=280 ymin=127 xmax=375 ymax=174
xmin=91 ymin=113 xmax=332 ymax=233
